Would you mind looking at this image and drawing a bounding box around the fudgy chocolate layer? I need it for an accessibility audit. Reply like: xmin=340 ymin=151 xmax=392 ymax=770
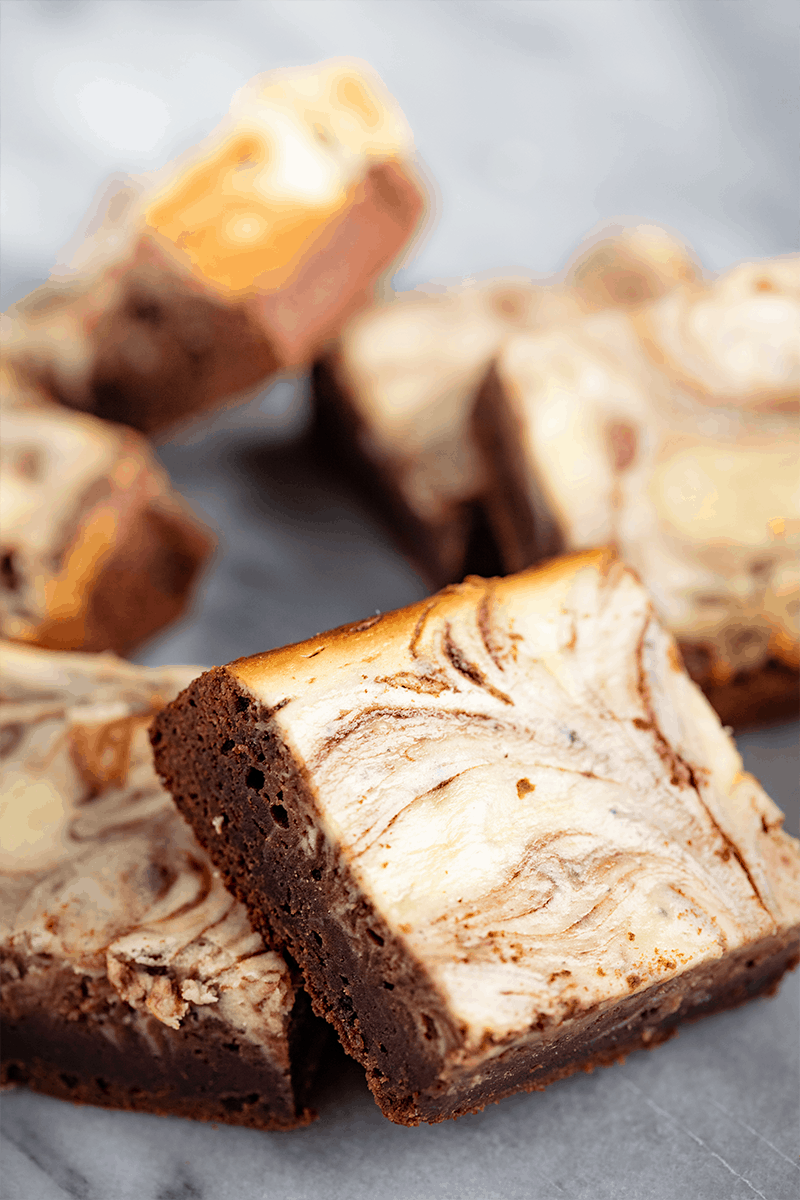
xmin=1 ymin=966 xmax=324 ymax=1130
xmin=406 ymin=932 xmax=797 ymax=1123
xmin=152 ymin=668 xmax=799 ymax=1125
xmin=311 ymin=357 xmax=503 ymax=587
xmin=677 ymin=650 xmax=799 ymax=731
xmin=472 ymin=364 xmax=564 ymax=577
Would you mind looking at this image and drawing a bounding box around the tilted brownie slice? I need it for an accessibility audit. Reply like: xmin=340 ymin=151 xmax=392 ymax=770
xmin=1 ymin=642 xmax=327 ymax=1130
xmin=152 ymin=550 xmax=800 ymax=1126
xmin=2 ymin=60 xmax=425 ymax=437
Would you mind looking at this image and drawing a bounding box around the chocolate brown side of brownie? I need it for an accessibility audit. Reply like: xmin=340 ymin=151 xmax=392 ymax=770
xmin=678 ymin=648 xmax=799 ymax=730
xmin=8 ymin=270 xmax=280 ymax=439
xmin=151 ymin=668 xmax=798 ymax=1125
xmin=1 ymin=965 xmax=322 ymax=1130
xmin=311 ymin=356 xmax=502 ymax=587
xmin=471 ymin=364 xmax=563 ymax=575
xmin=85 ymin=270 xmax=281 ymax=437
xmin=152 ymin=667 xmax=454 ymax=1124
xmin=54 ymin=495 xmax=212 ymax=657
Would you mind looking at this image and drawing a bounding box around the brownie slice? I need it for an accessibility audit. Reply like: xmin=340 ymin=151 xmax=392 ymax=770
xmin=3 ymin=61 xmax=425 ymax=437
xmin=312 ymin=278 xmax=550 ymax=585
xmin=311 ymin=223 xmax=698 ymax=587
xmin=0 ymin=371 xmax=212 ymax=655
xmin=152 ymin=550 xmax=800 ymax=1126
xmin=0 ymin=642 xmax=327 ymax=1130
xmin=473 ymin=257 xmax=800 ymax=727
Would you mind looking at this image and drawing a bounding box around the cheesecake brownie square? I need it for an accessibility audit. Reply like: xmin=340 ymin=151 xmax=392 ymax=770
xmin=152 ymin=550 xmax=800 ymax=1125
xmin=3 ymin=60 xmax=425 ymax=438
xmin=1 ymin=642 xmax=327 ymax=1130
xmin=1 ymin=367 xmax=212 ymax=655
xmin=312 ymin=276 xmax=548 ymax=586
xmin=473 ymin=257 xmax=800 ymax=727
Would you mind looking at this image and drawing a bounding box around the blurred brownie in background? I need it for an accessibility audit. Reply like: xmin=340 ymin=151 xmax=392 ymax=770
xmin=2 ymin=59 xmax=427 ymax=437
xmin=0 ymin=368 xmax=212 ymax=655
xmin=1 ymin=643 xmax=328 ymax=1129
xmin=475 ymin=256 xmax=799 ymax=726
xmin=312 ymin=222 xmax=699 ymax=587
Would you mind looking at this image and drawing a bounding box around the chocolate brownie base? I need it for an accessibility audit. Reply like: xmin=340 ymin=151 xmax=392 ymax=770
xmin=677 ymin=649 xmax=799 ymax=731
xmin=1 ymin=968 xmax=323 ymax=1129
xmin=42 ymin=494 xmax=212 ymax=657
xmin=472 ymin=364 xmax=563 ymax=576
xmin=152 ymin=665 xmax=799 ymax=1125
xmin=311 ymin=356 xmax=503 ymax=586
xmin=9 ymin=271 xmax=280 ymax=439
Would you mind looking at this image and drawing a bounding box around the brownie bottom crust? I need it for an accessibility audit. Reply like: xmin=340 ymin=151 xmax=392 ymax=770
xmin=1 ymin=969 xmax=326 ymax=1131
xmin=152 ymin=669 xmax=800 ymax=1125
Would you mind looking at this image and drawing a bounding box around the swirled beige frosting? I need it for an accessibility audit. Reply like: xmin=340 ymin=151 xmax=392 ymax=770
xmin=563 ymin=221 xmax=700 ymax=311
xmin=0 ymin=643 xmax=296 ymax=1060
xmin=2 ymin=59 xmax=424 ymax=434
xmin=494 ymin=257 xmax=800 ymax=679
xmin=231 ymin=551 xmax=800 ymax=1049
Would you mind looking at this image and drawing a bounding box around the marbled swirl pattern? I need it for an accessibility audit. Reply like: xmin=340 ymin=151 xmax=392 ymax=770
xmin=1 ymin=643 xmax=295 ymax=1060
xmin=499 ymin=257 xmax=800 ymax=681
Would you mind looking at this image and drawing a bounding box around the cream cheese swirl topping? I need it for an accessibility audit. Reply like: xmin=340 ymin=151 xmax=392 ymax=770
xmin=498 ymin=257 xmax=800 ymax=677
xmin=1 ymin=642 xmax=294 ymax=1059
xmin=233 ymin=552 xmax=800 ymax=1050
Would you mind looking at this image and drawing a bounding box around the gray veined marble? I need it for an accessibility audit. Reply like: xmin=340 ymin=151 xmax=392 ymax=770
xmin=1 ymin=1 xmax=798 ymax=1197
xmin=2 ymin=969 xmax=798 ymax=1200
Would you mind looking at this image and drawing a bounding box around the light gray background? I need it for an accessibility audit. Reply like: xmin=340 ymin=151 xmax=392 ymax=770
xmin=1 ymin=3 xmax=798 ymax=1198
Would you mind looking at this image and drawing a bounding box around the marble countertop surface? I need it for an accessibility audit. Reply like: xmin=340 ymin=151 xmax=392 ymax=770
xmin=1 ymin=3 xmax=798 ymax=1197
